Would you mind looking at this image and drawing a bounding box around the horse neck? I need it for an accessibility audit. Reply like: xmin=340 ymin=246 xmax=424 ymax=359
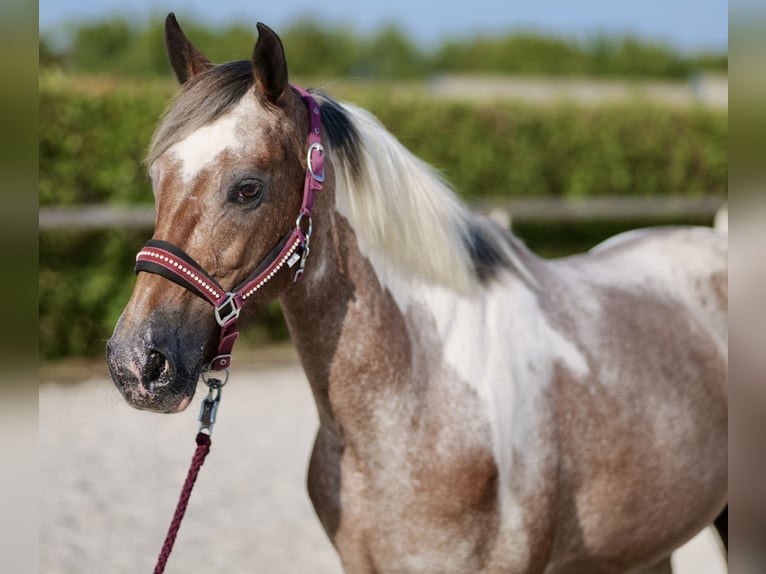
xmin=279 ymin=207 xmax=417 ymax=434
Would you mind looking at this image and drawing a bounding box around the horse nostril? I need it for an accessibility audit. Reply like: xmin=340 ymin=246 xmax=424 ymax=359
xmin=141 ymin=348 xmax=171 ymax=391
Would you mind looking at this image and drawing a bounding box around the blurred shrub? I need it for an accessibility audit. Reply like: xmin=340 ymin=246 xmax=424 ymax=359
xmin=369 ymin=98 xmax=727 ymax=200
xmin=41 ymin=16 xmax=727 ymax=79
xmin=431 ymin=34 xmax=718 ymax=78
xmin=40 ymin=229 xmax=144 ymax=358
xmin=39 ymin=75 xmax=173 ymax=205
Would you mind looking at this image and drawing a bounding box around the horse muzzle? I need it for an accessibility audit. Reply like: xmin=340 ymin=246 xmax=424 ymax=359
xmin=106 ymin=326 xmax=201 ymax=413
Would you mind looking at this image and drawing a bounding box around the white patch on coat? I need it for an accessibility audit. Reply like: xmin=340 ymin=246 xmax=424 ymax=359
xmin=352 ymin=232 xmax=587 ymax=533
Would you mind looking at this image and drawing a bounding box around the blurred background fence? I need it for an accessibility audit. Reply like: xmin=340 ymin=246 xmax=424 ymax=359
xmin=39 ymin=17 xmax=727 ymax=361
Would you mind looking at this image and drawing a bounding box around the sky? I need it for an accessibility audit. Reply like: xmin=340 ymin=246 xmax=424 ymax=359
xmin=39 ymin=0 xmax=728 ymax=52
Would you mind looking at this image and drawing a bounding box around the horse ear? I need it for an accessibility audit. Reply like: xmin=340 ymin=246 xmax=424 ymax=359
xmin=164 ymin=13 xmax=212 ymax=84
xmin=252 ymin=23 xmax=289 ymax=104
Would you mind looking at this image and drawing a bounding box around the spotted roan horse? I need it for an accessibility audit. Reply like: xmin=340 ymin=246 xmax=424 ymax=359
xmin=107 ymin=14 xmax=728 ymax=573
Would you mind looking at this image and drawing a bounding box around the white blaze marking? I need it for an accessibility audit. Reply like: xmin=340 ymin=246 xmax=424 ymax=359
xmin=165 ymin=95 xmax=260 ymax=184
xmin=169 ymin=114 xmax=242 ymax=183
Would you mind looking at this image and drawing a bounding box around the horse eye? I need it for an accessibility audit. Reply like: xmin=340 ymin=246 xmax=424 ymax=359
xmin=234 ymin=180 xmax=263 ymax=203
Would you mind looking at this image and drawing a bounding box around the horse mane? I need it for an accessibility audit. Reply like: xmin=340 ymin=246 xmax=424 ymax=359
xmin=146 ymin=62 xmax=535 ymax=291
xmin=313 ymin=92 xmax=537 ymax=292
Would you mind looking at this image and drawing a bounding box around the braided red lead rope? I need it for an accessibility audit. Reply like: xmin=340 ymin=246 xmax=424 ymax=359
xmin=153 ymin=432 xmax=212 ymax=574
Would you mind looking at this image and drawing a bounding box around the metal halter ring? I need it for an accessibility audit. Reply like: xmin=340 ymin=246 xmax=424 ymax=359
xmin=295 ymin=212 xmax=313 ymax=242
xmin=307 ymin=142 xmax=325 ymax=182
xmin=201 ymin=367 xmax=229 ymax=389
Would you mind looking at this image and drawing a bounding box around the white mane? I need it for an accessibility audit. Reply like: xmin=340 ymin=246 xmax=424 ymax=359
xmin=325 ymin=101 xmax=534 ymax=293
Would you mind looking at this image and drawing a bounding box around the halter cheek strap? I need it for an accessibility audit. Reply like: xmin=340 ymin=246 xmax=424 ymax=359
xmin=135 ymin=86 xmax=324 ymax=373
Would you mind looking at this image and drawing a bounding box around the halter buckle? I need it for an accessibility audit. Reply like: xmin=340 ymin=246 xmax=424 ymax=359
xmin=205 ymin=354 xmax=232 ymax=373
xmin=214 ymin=293 xmax=241 ymax=327
xmin=307 ymin=142 xmax=325 ymax=182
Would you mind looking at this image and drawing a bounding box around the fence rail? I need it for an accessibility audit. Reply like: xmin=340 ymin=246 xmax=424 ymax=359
xmin=475 ymin=196 xmax=725 ymax=224
xmin=39 ymin=196 xmax=725 ymax=231
xmin=40 ymin=205 xmax=155 ymax=230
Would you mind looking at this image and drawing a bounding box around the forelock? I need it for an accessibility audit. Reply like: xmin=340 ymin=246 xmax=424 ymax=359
xmin=147 ymin=60 xmax=255 ymax=166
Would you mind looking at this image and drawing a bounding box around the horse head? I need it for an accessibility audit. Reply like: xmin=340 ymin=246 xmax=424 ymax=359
xmin=107 ymin=15 xmax=318 ymax=413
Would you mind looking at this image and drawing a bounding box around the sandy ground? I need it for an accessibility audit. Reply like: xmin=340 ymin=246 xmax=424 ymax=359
xmin=40 ymin=350 xmax=726 ymax=573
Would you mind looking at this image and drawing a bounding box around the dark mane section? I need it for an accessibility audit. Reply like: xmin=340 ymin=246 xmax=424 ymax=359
xmin=463 ymin=220 xmax=513 ymax=283
xmin=310 ymin=92 xmax=363 ymax=181
xmin=147 ymin=60 xmax=254 ymax=164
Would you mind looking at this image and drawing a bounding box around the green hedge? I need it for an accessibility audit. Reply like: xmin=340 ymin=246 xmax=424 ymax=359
xmin=40 ymin=76 xmax=727 ymax=207
xmin=40 ymin=229 xmax=145 ymax=358
xmin=40 ymin=76 xmax=174 ymax=206
xmin=367 ymin=97 xmax=727 ymax=200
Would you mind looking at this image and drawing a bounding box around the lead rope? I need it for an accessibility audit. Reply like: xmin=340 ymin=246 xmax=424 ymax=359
xmin=153 ymin=377 xmax=224 ymax=574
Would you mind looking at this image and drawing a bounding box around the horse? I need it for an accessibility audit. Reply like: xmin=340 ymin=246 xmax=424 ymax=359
xmin=107 ymin=14 xmax=728 ymax=573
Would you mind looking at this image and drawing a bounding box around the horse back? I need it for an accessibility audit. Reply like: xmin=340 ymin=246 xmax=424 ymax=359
xmin=578 ymin=225 xmax=727 ymax=352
